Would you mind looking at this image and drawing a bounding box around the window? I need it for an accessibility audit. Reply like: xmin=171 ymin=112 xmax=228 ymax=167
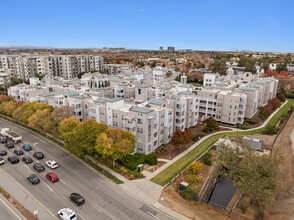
xmin=137 ymin=128 xmax=143 ymax=134
xmin=138 ymin=118 xmax=143 ymax=124
xmin=137 ymin=145 xmax=143 ymax=151
xmin=154 ymin=132 xmax=157 ymax=137
xmin=148 ymin=145 xmax=151 ymax=152
xmin=113 ymin=121 xmax=118 ymax=127
xmin=138 ymin=88 xmax=141 ymax=95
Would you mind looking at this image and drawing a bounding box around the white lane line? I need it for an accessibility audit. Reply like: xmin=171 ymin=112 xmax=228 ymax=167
xmin=77 ymin=212 xmax=87 ymax=220
xmin=30 ymin=134 xmax=46 ymax=144
xmin=59 ymin=179 xmax=66 ymax=185
xmin=0 ymin=196 xmax=23 ymax=220
xmin=46 ymin=185 xmax=54 ymax=192
xmin=24 ymin=164 xmax=31 ymax=170
xmin=89 ymin=202 xmax=102 ymax=213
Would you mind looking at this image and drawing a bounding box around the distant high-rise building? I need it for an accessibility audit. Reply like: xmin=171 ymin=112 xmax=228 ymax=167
xmin=167 ymin=46 xmax=175 ymax=52
xmin=159 ymin=46 xmax=163 ymax=51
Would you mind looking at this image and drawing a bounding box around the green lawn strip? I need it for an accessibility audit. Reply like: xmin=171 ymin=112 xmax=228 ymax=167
xmin=151 ymin=99 xmax=294 ymax=186
xmin=85 ymin=159 xmax=124 ymax=184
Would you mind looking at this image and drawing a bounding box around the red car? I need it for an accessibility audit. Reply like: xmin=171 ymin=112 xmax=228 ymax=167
xmin=46 ymin=173 xmax=59 ymax=183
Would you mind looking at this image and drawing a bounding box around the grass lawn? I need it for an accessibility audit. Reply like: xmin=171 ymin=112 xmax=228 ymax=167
xmin=151 ymin=99 xmax=294 ymax=186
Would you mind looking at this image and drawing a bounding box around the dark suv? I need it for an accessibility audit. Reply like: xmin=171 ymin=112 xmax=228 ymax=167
xmin=27 ymin=174 xmax=40 ymax=184
xmin=69 ymin=193 xmax=85 ymax=206
xmin=5 ymin=142 xmax=14 ymax=149
xmin=14 ymin=149 xmax=24 ymax=156
xmin=22 ymin=156 xmax=33 ymax=164
xmin=33 ymin=163 xmax=45 ymax=172
xmin=33 ymin=152 xmax=44 ymax=160
xmin=8 ymin=156 xmax=19 ymax=164
xmin=0 ymin=137 xmax=7 ymax=144
xmin=0 ymin=149 xmax=7 ymax=156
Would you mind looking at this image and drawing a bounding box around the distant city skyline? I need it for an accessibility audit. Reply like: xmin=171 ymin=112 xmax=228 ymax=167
xmin=1 ymin=0 xmax=294 ymax=52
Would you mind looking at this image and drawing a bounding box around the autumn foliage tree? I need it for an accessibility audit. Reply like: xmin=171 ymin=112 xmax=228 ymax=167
xmin=189 ymin=162 xmax=203 ymax=175
xmin=0 ymin=95 xmax=13 ymax=104
xmin=268 ymin=98 xmax=280 ymax=110
xmin=172 ymin=129 xmax=193 ymax=145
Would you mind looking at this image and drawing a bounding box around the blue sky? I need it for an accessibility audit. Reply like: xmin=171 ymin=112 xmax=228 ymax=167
xmin=1 ymin=0 xmax=294 ymax=52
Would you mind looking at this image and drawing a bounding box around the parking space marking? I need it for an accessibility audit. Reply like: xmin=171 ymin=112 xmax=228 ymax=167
xmin=0 ymin=169 xmax=58 ymax=220
xmin=0 ymin=195 xmax=23 ymax=220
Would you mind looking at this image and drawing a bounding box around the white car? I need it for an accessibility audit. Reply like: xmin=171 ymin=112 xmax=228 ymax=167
xmin=45 ymin=160 xmax=58 ymax=169
xmin=58 ymin=208 xmax=77 ymax=220
xmin=0 ymin=158 xmax=4 ymax=165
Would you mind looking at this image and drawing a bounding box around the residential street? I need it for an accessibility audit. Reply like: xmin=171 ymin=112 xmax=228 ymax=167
xmin=0 ymin=119 xmax=174 ymax=220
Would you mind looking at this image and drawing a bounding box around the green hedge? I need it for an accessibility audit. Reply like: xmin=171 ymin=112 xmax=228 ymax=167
xmin=118 ymin=153 xmax=158 ymax=170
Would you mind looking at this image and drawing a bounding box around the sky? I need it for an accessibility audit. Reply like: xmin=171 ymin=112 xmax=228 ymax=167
xmin=1 ymin=0 xmax=294 ymax=52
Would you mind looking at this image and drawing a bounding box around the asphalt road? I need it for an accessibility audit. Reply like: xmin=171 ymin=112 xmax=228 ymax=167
xmin=0 ymin=119 xmax=173 ymax=220
xmin=0 ymin=194 xmax=26 ymax=220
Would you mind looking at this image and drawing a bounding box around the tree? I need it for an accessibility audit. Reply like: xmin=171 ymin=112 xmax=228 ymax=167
xmin=172 ymin=129 xmax=193 ymax=145
xmin=9 ymin=77 xmax=24 ymax=86
xmin=175 ymin=67 xmax=181 ymax=72
xmin=189 ymin=162 xmax=203 ymax=175
xmin=276 ymin=62 xmax=288 ymax=73
xmin=277 ymin=93 xmax=286 ymax=102
xmin=95 ymin=128 xmax=135 ymax=165
xmin=2 ymin=101 xmax=24 ymax=117
xmin=210 ymin=60 xmax=226 ymax=75
xmin=262 ymin=125 xmax=279 ymax=135
xmin=215 ymin=141 xmax=276 ymax=215
xmin=166 ymin=71 xmax=172 ymax=78
xmin=52 ymin=106 xmax=74 ymax=123
xmin=244 ymin=61 xmax=256 ymax=74
xmin=259 ymin=105 xmax=272 ymax=120
xmin=268 ymin=98 xmax=280 ymax=110
xmin=151 ymin=62 xmax=156 ymax=68
xmin=203 ymin=117 xmax=219 ymax=132
xmin=0 ymin=95 xmax=13 ymax=104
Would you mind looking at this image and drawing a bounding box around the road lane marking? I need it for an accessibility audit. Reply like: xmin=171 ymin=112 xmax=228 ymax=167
xmin=46 ymin=185 xmax=54 ymax=192
xmin=59 ymin=179 xmax=67 ymax=185
xmin=77 ymin=212 xmax=87 ymax=220
xmin=0 ymin=196 xmax=23 ymax=220
xmin=89 ymin=201 xmax=102 ymax=213
xmin=0 ymin=168 xmax=58 ymax=220
xmin=24 ymin=164 xmax=30 ymax=170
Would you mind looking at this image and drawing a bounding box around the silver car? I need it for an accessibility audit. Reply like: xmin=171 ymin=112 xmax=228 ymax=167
xmin=0 ymin=158 xmax=5 ymax=165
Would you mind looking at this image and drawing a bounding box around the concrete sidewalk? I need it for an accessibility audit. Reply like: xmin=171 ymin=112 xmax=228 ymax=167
xmin=0 ymin=169 xmax=57 ymax=220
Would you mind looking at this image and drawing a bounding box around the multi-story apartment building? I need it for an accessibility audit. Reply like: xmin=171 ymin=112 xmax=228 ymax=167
xmin=8 ymin=68 xmax=278 ymax=154
xmin=0 ymin=54 xmax=103 ymax=80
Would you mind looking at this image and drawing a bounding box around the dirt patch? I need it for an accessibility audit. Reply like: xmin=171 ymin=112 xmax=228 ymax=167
xmin=144 ymin=161 xmax=166 ymax=172
xmin=0 ymin=186 xmax=35 ymax=220
xmin=246 ymin=134 xmax=276 ymax=149
xmin=156 ymin=124 xmax=229 ymax=160
xmin=268 ymin=113 xmax=294 ymax=219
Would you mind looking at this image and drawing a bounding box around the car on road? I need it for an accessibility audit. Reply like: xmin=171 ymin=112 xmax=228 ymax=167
xmin=22 ymin=144 xmax=32 ymax=151
xmin=46 ymin=173 xmax=59 ymax=183
xmin=33 ymin=152 xmax=44 ymax=160
xmin=45 ymin=160 xmax=58 ymax=169
xmin=33 ymin=163 xmax=45 ymax=172
xmin=69 ymin=193 xmax=85 ymax=206
xmin=5 ymin=142 xmax=14 ymax=149
xmin=0 ymin=158 xmax=4 ymax=165
xmin=27 ymin=174 xmax=40 ymax=184
xmin=57 ymin=208 xmax=77 ymax=220
xmin=14 ymin=149 xmax=24 ymax=156
xmin=8 ymin=156 xmax=19 ymax=164
xmin=0 ymin=137 xmax=7 ymax=143
xmin=0 ymin=149 xmax=7 ymax=156
xmin=22 ymin=156 xmax=33 ymax=164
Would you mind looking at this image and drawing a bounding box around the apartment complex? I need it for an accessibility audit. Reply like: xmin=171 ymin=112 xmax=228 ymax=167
xmin=8 ymin=67 xmax=278 ymax=154
xmin=0 ymin=54 xmax=103 ymax=80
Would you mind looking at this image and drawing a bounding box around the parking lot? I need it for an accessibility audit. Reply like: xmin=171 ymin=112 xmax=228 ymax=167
xmin=0 ymin=120 xmax=172 ymax=220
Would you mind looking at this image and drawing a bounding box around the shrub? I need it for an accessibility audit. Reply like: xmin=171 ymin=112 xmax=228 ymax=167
xmin=277 ymin=93 xmax=286 ymax=102
xmin=203 ymin=153 xmax=212 ymax=166
xmin=179 ymin=187 xmax=198 ymax=201
xmin=188 ymin=174 xmax=199 ymax=184
xmin=158 ymin=145 xmax=167 ymax=153
xmin=192 ymin=136 xmax=199 ymax=142
xmin=189 ymin=162 xmax=203 ymax=175
xmin=237 ymin=123 xmax=250 ymax=130
xmin=262 ymin=125 xmax=279 ymax=135
xmin=118 ymin=154 xmax=145 ymax=170
xmin=127 ymin=170 xmax=144 ymax=179
xmin=145 ymin=153 xmax=157 ymax=166
xmin=244 ymin=118 xmax=258 ymax=125
xmin=198 ymin=133 xmax=205 ymax=137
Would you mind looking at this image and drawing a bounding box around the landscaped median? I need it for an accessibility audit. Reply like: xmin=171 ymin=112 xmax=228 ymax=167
xmin=151 ymin=99 xmax=294 ymax=186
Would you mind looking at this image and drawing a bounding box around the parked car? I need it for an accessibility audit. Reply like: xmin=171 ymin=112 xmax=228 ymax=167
xmin=0 ymin=158 xmax=5 ymax=165
xmin=8 ymin=156 xmax=19 ymax=164
xmin=33 ymin=163 xmax=45 ymax=172
xmin=22 ymin=144 xmax=32 ymax=151
xmin=22 ymin=156 xmax=33 ymax=164
xmin=0 ymin=137 xmax=7 ymax=144
xmin=0 ymin=149 xmax=7 ymax=156
xmin=14 ymin=149 xmax=24 ymax=156
xmin=27 ymin=174 xmax=40 ymax=184
xmin=5 ymin=142 xmax=14 ymax=149
xmin=69 ymin=193 xmax=85 ymax=206
xmin=57 ymin=208 xmax=77 ymax=220
xmin=45 ymin=160 xmax=58 ymax=169
xmin=33 ymin=152 xmax=44 ymax=160
xmin=46 ymin=173 xmax=59 ymax=183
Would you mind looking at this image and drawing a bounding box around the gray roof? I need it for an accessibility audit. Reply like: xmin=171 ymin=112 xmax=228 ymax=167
xmin=39 ymin=93 xmax=55 ymax=97
xmin=130 ymin=107 xmax=153 ymax=114
xmin=94 ymin=99 xmax=108 ymax=103
xmin=66 ymin=91 xmax=79 ymax=97
xmin=179 ymin=91 xmax=193 ymax=95
xmin=107 ymin=97 xmax=123 ymax=103
xmin=242 ymin=137 xmax=263 ymax=152
xmin=136 ymin=84 xmax=152 ymax=88
xmin=179 ymin=84 xmax=193 ymax=88
xmin=149 ymin=99 xmax=166 ymax=106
